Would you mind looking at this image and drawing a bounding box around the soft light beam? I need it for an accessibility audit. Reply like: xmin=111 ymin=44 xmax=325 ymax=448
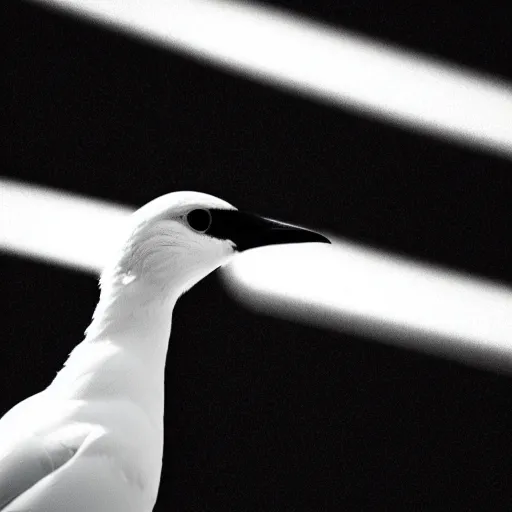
xmin=31 ymin=0 xmax=512 ymax=157
xmin=223 ymin=240 xmax=512 ymax=372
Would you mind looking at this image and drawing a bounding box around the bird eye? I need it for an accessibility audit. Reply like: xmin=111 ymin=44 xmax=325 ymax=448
xmin=186 ymin=209 xmax=212 ymax=233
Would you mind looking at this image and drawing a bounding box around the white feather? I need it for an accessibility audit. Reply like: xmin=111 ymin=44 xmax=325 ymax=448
xmin=0 ymin=192 xmax=238 ymax=512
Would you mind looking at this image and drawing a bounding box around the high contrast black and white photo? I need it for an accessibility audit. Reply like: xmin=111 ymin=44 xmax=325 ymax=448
xmin=2 ymin=0 xmax=512 ymax=510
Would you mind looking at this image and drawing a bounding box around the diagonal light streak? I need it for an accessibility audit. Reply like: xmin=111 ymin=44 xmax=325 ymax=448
xmin=0 ymin=178 xmax=131 ymax=273
xmin=30 ymin=0 xmax=512 ymax=158
xmin=223 ymin=242 xmax=512 ymax=372
xmin=2 ymin=179 xmax=512 ymax=372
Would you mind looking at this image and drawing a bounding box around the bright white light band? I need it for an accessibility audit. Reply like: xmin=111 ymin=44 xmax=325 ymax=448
xmin=31 ymin=0 xmax=512 ymax=157
xmin=0 ymin=179 xmax=131 ymax=272
xmin=223 ymin=243 xmax=512 ymax=371
xmin=2 ymin=179 xmax=512 ymax=371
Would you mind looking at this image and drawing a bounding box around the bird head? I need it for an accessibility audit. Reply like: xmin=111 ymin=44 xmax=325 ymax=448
xmin=105 ymin=191 xmax=330 ymax=298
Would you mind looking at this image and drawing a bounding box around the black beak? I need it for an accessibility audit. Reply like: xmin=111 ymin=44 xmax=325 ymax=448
xmin=208 ymin=209 xmax=331 ymax=251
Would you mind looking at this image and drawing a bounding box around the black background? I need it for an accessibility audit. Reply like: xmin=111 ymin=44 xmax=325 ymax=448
xmin=3 ymin=0 xmax=512 ymax=509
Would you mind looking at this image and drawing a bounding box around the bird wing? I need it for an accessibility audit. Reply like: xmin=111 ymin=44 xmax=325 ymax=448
xmin=0 ymin=424 xmax=90 ymax=511
xmin=0 ymin=397 xmax=152 ymax=512
xmin=0 ymin=426 xmax=149 ymax=512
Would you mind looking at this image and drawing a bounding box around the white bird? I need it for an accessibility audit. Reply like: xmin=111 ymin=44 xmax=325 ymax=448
xmin=0 ymin=191 xmax=330 ymax=512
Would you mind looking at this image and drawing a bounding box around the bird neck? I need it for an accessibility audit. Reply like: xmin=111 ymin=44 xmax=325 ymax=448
xmin=48 ymin=267 xmax=179 ymax=423
xmin=86 ymin=270 xmax=178 ymax=351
